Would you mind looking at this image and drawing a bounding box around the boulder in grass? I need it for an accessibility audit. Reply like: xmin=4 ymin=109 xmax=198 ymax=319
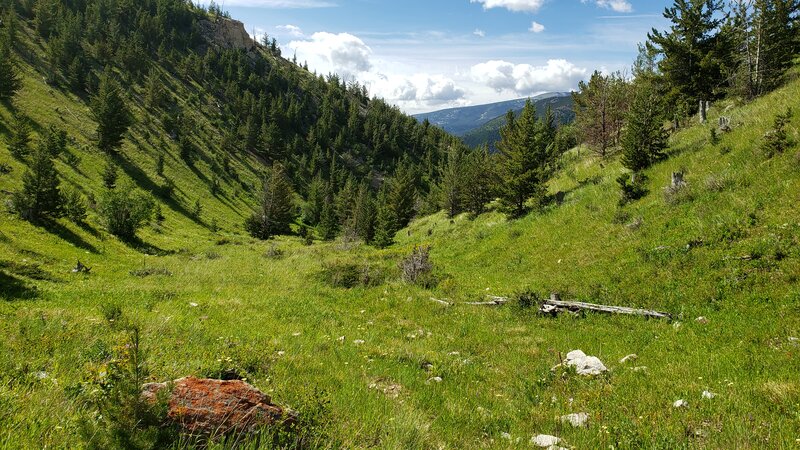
xmin=563 ymin=350 xmax=608 ymax=376
xmin=142 ymin=377 xmax=295 ymax=436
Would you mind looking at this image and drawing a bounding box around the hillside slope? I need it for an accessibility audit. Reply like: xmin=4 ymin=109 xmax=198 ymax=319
xmin=413 ymin=92 xmax=570 ymax=136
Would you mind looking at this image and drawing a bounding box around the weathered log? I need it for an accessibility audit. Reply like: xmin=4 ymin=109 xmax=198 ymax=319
xmin=541 ymin=293 xmax=671 ymax=319
xmin=429 ymin=297 xmax=453 ymax=306
xmin=699 ymin=100 xmax=708 ymax=124
xmin=464 ymin=296 xmax=509 ymax=306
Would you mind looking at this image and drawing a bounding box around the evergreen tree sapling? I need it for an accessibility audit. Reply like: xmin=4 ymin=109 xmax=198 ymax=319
xmin=621 ymin=81 xmax=668 ymax=172
xmin=245 ymin=164 xmax=296 ymax=240
xmin=91 ymin=69 xmax=132 ymax=152
xmin=0 ymin=20 xmax=21 ymax=102
xmin=13 ymin=143 xmax=64 ymax=221
xmin=8 ymin=114 xmax=32 ymax=159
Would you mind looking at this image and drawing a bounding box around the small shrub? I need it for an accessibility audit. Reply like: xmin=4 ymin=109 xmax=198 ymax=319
xmin=62 ymin=150 xmax=81 ymax=168
xmin=705 ymin=174 xmax=732 ymax=193
xmin=663 ymin=177 xmax=694 ymax=205
xmin=102 ymin=159 xmax=118 ymax=189
xmin=617 ymin=173 xmax=648 ymax=205
xmin=719 ymin=144 xmax=732 ymax=155
xmin=709 ymin=127 xmax=719 ymax=146
xmin=612 ymin=208 xmax=631 ymax=225
xmin=762 ymin=108 xmax=793 ymax=157
xmin=516 ymin=290 xmax=541 ymax=309
xmin=399 ymin=245 xmax=436 ymax=288
xmin=99 ymin=302 xmax=124 ymax=324
xmin=130 ymin=267 xmax=172 ymax=278
xmin=264 ymin=243 xmax=284 ymax=260
xmin=98 ymin=185 xmax=154 ymax=240
xmin=321 ymin=260 xmax=385 ymax=289
xmin=0 ymin=162 xmax=12 ymax=175
xmin=205 ymin=251 xmax=221 ymax=260
xmin=62 ymin=187 xmax=88 ymax=223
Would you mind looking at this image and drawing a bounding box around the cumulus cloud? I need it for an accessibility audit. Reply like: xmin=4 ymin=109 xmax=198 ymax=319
xmin=276 ymin=24 xmax=304 ymax=37
xmin=473 ymin=29 xmax=486 ymax=37
xmin=289 ymin=32 xmax=373 ymax=76
xmin=529 ymin=21 xmax=545 ymax=33
xmin=584 ymin=0 xmax=633 ymax=13
xmin=470 ymin=59 xmax=588 ymax=95
xmin=470 ymin=0 xmax=546 ymax=13
xmin=288 ymin=32 xmax=466 ymax=110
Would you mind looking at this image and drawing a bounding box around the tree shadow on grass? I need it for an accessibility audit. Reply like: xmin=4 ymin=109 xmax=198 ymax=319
xmin=39 ymin=220 xmax=101 ymax=254
xmin=0 ymin=271 xmax=38 ymax=300
xmin=113 ymin=153 xmax=205 ymax=227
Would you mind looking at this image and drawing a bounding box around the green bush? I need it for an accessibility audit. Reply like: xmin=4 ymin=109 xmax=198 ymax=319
xmin=616 ymin=172 xmax=648 ymax=205
xmin=98 ymin=184 xmax=154 ymax=240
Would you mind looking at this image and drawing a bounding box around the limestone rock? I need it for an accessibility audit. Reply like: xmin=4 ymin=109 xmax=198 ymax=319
xmin=673 ymin=399 xmax=688 ymax=408
xmin=531 ymin=434 xmax=561 ymax=447
xmin=564 ymin=350 xmax=608 ymax=376
xmin=141 ymin=377 xmax=293 ymax=436
xmin=198 ymin=18 xmax=255 ymax=51
xmin=560 ymin=412 xmax=589 ymax=428
xmin=619 ymin=354 xmax=638 ymax=364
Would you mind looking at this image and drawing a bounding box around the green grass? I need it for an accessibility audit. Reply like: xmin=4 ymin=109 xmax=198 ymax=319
xmin=3 ymin=26 xmax=800 ymax=448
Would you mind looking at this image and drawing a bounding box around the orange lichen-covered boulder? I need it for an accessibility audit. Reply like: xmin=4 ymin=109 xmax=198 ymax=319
xmin=142 ymin=377 xmax=293 ymax=436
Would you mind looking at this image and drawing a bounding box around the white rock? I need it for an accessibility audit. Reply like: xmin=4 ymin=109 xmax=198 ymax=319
xmin=336 ymin=336 xmax=345 ymax=342
xmin=353 ymin=340 xmax=365 ymax=345
xmin=702 ymin=390 xmax=717 ymax=399
xmin=34 ymin=371 xmax=49 ymax=380
xmin=560 ymin=412 xmax=589 ymax=428
xmin=631 ymin=366 xmax=648 ymax=373
xmin=564 ymin=350 xmax=608 ymax=376
xmin=427 ymin=376 xmax=443 ymax=384
xmin=500 ymin=432 xmax=512 ymax=440
xmin=531 ymin=434 xmax=561 ymax=447
xmin=695 ymin=316 xmax=708 ymax=324
xmin=189 ymin=302 xmax=199 ymax=307
xmin=673 ymin=399 xmax=688 ymax=408
xmin=619 ymin=354 xmax=638 ymax=364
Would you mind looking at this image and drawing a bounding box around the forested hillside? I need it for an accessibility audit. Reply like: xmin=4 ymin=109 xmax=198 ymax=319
xmin=0 ymin=0 xmax=465 ymax=246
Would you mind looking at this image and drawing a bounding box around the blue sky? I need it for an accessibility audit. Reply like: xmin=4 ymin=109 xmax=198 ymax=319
xmin=199 ymin=0 xmax=670 ymax=113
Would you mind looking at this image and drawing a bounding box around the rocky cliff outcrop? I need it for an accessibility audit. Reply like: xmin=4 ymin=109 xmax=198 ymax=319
xmin=198 ymin=17 xmax=255 ymax=51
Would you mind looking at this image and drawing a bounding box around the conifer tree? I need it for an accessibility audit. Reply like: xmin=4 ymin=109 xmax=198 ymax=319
xmin=372 ymin=186 xmax=397 ymax=249
xmin=496 ymin=100 xmax=550 ymax=217
xmin=350 ymin=182 xmax=375 ymax=243
xmin=91 ymin=69 xmax=132 ymax=152
xmin=13 ymin=143 xmax=63 ymax=221
xmin=463 ymin=144 xmax=497 ymax=217
xmin=303 ymin=175 xmax=325 ymax=226
xmin=648 ymin=0 xmax=727 ymax=111
xmin=8 ymin=114 xmax=32 ymax=159
xmin=621 ymin=81 xmax=669 ymax=172
xmin=246 ymin=164 xmax=296 ymax=240
xmin=318 ymin=185 xmax=339 ymax=241
xmin=0 ymin=22 xmax=21 ymax=102
xmin=437 ymin=145 xmax=466 ymax=218
xmin=386 ymin=160 xmax=417 ymax=228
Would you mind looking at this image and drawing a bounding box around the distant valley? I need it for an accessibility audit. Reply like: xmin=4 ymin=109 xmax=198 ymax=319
xmin=414 ymin=93 xmax=575 ymax=149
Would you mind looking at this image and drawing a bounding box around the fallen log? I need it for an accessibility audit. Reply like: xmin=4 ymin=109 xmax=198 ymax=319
xmin=463 ymin=296 xmax=508 ymax=306
xmin=429 ymin=297 xmax=453 ymax=306
xmin=541 ymin=293 xmax=671 ymax=319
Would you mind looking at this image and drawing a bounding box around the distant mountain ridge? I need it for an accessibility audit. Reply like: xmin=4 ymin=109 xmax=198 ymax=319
xmin=413 ymin=92 xmax=572 ymax=136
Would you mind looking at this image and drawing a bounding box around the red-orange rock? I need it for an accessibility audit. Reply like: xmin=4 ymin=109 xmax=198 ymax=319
xmin=142 ymin=377 xmax=292 ymax=436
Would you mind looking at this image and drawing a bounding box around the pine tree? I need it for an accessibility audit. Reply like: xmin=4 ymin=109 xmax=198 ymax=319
xmin=496 ymin=99 xmax=551 ymax=217
xmin=437 ymin=145 xmax=466 ymax=218
xmin=647 ymin=0 xmax=727 ymax=112
xmin=303 ymin=175 xmax=325 ymax=226
xmin=463 ymin=144 xmax=497 ymax=217
xmin=91 ymin=69 xmax=132 ymax=152
xmin=103 ymin=158 xmax=118 ymax=189
xmin=245 ymin=164 xmax=296 ymax=240
xmin=318 ymin=185 xmax=339 ymax=241
xmin=0 ymin=23 xmax=21 ymax=102
xmin=13 ymin=143 xmax=63 ymax=221
xmin=8 ymin=114 xmax=32 ymax=159
xmin=386 ymin=160 xmax=417 ymax=228
xmin=372 ymin=186 xmax=397 ymax=249
xmin=351 ymin=183 xmax=375 ymax=243
xmin=572 ymin=71 xmax=630 ymax=157
xmin=621 ymin=81 xmax=669 ymax=172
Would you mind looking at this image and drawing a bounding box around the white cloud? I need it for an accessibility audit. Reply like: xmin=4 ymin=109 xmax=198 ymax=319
xmin=289 ymin=32 xmax=373 ymax=76
xmin=584 ymin=0 xmax=633 ymax=13
xmin=288 ymin=32 xmax=467 ymax=111
xmin=473 ymin=29 xmax=486 ymax=37
xmin=276 ymin=24 xmax=304 ymax=37
xmin=209 ymin=0 xmax=336 ymax=7
xmin=470 ymin=59 xmax=588 ymax=95
xmin=470 ymin=0 xmax=546 ymax=13
xmin=529 ymin=21 xmax=545 ymax=33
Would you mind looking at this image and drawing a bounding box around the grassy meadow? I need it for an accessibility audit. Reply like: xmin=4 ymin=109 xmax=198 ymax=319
xmin=2 ymin=26 xmax=800 ymax=448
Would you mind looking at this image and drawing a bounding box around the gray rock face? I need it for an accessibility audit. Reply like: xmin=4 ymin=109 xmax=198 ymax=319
xmin=564 ymin=350 xmax=608 ymax=376
xmin=199 ymin=18 xmax=255 ymax=50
